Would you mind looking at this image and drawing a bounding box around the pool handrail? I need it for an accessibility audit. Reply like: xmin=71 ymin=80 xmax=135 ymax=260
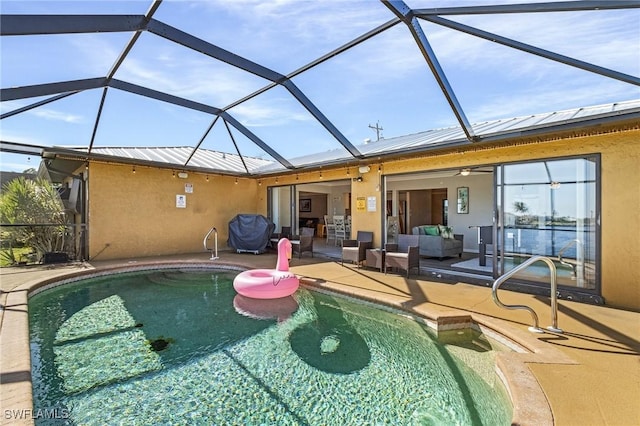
xmin=204 ymin=226 xmax=219 ymax=260
xmin=492 ymin=255 xmax=563 ymax=334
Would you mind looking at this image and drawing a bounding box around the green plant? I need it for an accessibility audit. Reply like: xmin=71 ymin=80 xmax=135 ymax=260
xmin=0 ymin=177 xmax=67 ymax=261
xmin=0 ymin=247 xmax=18 ymax=266
xmin=0 ymin=247 xmax=33 ymax=267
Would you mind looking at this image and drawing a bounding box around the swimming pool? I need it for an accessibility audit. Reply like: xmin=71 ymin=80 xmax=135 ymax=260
xmin=29 ymin=268 xmax=512 ymax=425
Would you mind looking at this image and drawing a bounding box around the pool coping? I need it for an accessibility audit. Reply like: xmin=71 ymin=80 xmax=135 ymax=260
xmin=1 ymin=260 xmax=576 ymax=425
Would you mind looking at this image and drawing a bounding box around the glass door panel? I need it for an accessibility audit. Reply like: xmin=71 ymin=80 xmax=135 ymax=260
xmin=268 ymin=185 xmax=294 ymax=236
xmin=496 ymin=157 xmax=598 ymax=291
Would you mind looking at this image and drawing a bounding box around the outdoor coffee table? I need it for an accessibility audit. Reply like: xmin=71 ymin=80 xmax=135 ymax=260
xmin=366 ymin=249 xmax=385 ymax=272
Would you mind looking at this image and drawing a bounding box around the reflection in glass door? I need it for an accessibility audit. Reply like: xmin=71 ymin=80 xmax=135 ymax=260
xmin=268 ymin=185 xmax=294 ymax=236
xmin=495 ymin=156 xmax=599 ymax=292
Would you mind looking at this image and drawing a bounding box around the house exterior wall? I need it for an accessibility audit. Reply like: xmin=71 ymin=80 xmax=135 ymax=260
xmin=87 ymin=128 xmax=638 ymax=310
xmin=88 ymin=163 xmax=260 ymax=260
xmin=376 ymin=130 xmax=639 ymax=310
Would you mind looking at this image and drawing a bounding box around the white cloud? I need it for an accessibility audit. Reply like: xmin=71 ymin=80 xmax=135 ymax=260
xmin=468 ymin=80 xmax=638 ymax=123
xmin=68 ymin=33 xmax=124 ymax=76
xmin=230 ymin=96 xmax=313 ymax=127
xmin=0 ymin=131 xmax=43 ymax=146
xmin=30 ymin=109 xmax=83 ymax=123
xmin=425 ymin=10 xmax=640 ymax=78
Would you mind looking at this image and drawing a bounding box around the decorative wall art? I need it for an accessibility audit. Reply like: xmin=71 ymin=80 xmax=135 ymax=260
xmin=299 ymin=198 xmax=311 ymax=212
xmin=457 ymin=187 xmax=469 ymax=214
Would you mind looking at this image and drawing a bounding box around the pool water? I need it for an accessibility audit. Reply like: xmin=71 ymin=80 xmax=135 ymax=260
xmin=29 ymin=269 xmax=512 ymax=425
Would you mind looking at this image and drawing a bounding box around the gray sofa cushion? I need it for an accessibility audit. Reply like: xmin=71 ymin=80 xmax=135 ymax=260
xmin=411 ymin=226 xmax=464 ymax=259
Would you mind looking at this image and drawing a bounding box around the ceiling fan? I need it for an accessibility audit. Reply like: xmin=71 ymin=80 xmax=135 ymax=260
xmin=455 ymin=167 xmax=493 ymax=176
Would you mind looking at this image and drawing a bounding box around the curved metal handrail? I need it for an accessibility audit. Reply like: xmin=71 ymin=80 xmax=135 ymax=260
xmin=203 ymin=227 xmax=219 ymax=260
xmin=492 ymin=255 xmax=562 ymax=333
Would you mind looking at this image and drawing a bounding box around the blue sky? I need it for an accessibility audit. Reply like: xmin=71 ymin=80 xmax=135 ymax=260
xmin=1 ymin=0 xmax=639 ymax=172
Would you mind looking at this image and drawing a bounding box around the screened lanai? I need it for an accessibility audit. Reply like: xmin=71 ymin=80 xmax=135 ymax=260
xmin=1 ymin=0 xmax=639 ymax=176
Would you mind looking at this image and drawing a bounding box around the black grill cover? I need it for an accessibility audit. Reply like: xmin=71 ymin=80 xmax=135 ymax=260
xmin=227 ymin=214 xmax=275 ymax=254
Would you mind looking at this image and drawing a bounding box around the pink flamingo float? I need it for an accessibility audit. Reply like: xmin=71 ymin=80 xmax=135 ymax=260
xmin=233 ymin=238 xmax=300 ymax=299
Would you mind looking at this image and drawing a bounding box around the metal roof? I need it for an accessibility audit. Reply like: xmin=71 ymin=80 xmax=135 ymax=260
xmin=42 ymin=98 xmax=639 ymax=176
xmin=87 ymin=146 xmax=273 ymax=174
xmin=253 ymin=99 xmax=640 ymax=173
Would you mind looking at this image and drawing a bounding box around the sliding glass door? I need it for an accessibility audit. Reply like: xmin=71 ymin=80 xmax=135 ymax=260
xmin=267 ymin=185 xmax=295 ymax=235
xmin=495 ymin=156 xmax=599 ymax=292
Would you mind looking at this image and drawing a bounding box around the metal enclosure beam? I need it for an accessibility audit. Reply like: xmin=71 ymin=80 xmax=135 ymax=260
xmin=223 ymin=119 xmax=250 ymax=175
xmin=382 ymin=0 xmax=476 ymax=142
xmin=423 ymin=15 xmax=640 ymax=87
xmin=414 ymin=1 xmax=640 ymax=15
xmin=282 ymin=80 xmax=363 ymax=158
xmin=106 ymin=79 xmax=292 ymax=169
xmin=88 ymin=0 xmax=163 ymax=153
xmin=146 ymin=19 xmax=283 ymax=83
xmin=0 ymin=15 xmax=147 ymax=35
xmin=0 ymin=78 xmax=107 ymax=101
xmin=108 ymin=79 xmax=222 ymax=115
xmin=0 ymin=92 xmax=78 ymax=120
xmin=147 ymin=19 xmax=361 ymax=159
xmin=184 ymin=116 xmax=220 ymax=168
xmin=219 ymin=113 xmax=295 ymax=169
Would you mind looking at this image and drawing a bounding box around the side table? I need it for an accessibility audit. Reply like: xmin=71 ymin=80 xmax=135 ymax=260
xmin=366 ymin=249 xmax=385 ymax=272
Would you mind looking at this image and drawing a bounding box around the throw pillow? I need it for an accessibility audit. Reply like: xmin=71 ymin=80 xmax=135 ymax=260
xmin=425 ymin=225 xmax=440 ymax=236
xmin=439 ymin=225 xmax=454 ymax=239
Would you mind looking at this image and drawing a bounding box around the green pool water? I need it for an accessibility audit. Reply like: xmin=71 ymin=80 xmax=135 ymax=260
xmin=29 ymin=268 xmax=512 ymax=425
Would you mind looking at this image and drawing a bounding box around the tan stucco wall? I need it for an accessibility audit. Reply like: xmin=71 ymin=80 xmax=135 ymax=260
xmin=88 ymin=163 xmax=261 ymax=260
xmin=88 ymin=129 xmax=639 ymax=309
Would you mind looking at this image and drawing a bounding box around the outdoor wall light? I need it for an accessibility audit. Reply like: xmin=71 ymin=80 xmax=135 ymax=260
xmin=358 ymin=165 xmax=371 ymax=174
xmin=177 ymin=172 xmax=188 ymax=179
xmin=460 ymin=168 xmax=471 ymax=176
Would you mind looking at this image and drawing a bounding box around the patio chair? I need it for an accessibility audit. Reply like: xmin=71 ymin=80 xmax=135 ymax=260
xmin=384 ymin=234 xmax=420 ymax=277
xmin=325 ymin=215 xmax=336 ymax=245
xmin=292 ymin=227 xmax=314 ymax=258
xmin=333 ymin=215 xmax=347 ymax=246
xmin=270 ymin=226 xmax=291 ymax=248
xmin=341 ymin=231 xmax=374 ymax=267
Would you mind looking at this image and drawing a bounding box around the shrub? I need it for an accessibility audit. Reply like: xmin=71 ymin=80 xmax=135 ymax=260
xmin=0 ymin=177 xmax=67 ymax=263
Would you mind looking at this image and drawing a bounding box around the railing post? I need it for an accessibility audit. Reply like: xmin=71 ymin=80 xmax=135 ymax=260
xmin=204 ymin=227 xmax=219 ymax=260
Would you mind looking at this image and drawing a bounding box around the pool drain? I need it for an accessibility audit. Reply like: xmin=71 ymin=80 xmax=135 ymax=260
xmin=149 ymin=338 xmax=170 ymax=352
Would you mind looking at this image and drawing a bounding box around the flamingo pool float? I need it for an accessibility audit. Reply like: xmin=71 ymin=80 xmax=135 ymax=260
xmin=233 ymin=238 xmax=300 ymax=299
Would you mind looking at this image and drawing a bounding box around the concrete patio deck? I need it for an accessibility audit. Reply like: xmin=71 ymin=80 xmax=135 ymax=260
xmin=1 ymin=250 xmax=638 ymax=425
